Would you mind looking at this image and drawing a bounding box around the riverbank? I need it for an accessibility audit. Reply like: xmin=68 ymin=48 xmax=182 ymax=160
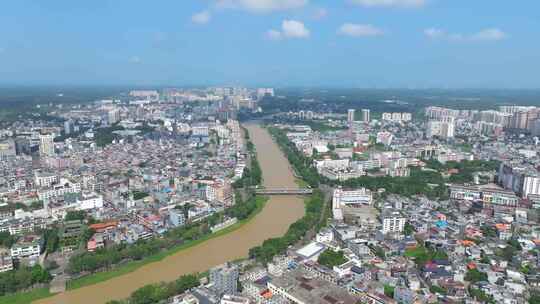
xmin=0 ymin=125 xmax=264 ymax=304
xmin=0 ymin=197 xmax=268 ymax=304
xmin=103 ymin=123 xmax=325 ymax=304
xmin=107 ymin=191 xmax=323 ymax=304
xmin=66 ymin=196 xmax=267 ymax=290
xmin=30 ymin=124 xmax=304 ymax=304
xmin=0 ymin=288 xmax=51 ymax=304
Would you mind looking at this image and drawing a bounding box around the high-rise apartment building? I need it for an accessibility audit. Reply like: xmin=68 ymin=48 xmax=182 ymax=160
xmin=425 ymin=106 xmax=460 ymax=119
xmin=498 ymin=163 xmax=540 ymax=198
xmin=347 ymin=109 xmax=355 ymax=123
xmin=39 ymin=134 xmax=55 ymax=157
xmin=256 ymin=88 xmax=274 ymax=100
xmin=382 ymin=112 xmax=412 ymax=122
xmin=381 ymin=209 xmax=406 ymax=234
xmin=362 ymin=109 xmax=370 ymax=123
xmin=64 ymin=119 xmax=74 ymax=135
xmin=108 ymin=109 xmax=120 ymax=125
xmin=209 ymin=263 xmax=239 ymax=296
xmin=426 ymin=117 xmax=455 ymax=139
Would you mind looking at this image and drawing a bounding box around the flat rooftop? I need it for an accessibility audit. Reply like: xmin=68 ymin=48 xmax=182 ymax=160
xmin=296 ymin=242 xmax=326 ymax=259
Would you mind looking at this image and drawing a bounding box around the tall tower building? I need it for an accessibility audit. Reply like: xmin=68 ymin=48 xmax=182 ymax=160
xmin=64 ymin=119 xmax=73 ymax=135
xmin=362 ymin=109 xmax=370 ymax=123
xmin=108 ymin=109 xmax=120 ymax=125
xmin=426 ymin=116 xmax=455 ymax=139
xmin=39 ymin=134 xmax=55 ymax=157
xmin=347 ymin=109 xmax=355 ymax=123
xmin=209 ymin=263 xmax=239 ymax=295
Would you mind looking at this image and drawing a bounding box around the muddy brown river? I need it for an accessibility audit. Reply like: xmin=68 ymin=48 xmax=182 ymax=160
xmin=35 ymin=124 xmax=305 ymax=304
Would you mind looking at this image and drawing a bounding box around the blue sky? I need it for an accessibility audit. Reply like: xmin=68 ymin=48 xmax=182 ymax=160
xmin=0 ymin=0 xmax=539 ymax=88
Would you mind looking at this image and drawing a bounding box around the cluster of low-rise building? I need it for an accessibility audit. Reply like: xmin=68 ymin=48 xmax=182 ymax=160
xmin=3 ymin=92 xmax=540 ymax=303
xmin=0 ymin=88 xmax=265 ymax=276
xmin=212 ymin=104 xmax=540 ymax=304
xmin=185 ymin=185 xmax=540 ymax=304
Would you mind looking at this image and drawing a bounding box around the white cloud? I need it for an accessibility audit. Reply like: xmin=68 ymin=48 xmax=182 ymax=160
xmin=268 ymin=20 xmax=310 ymax=40
xmin=216 ymin=0 xmax=308 ymax=13
xmin=350 ymin=0 xmax=426 ymax=8
xmin=282 ymin=20 xmax=310 ymax=38
xmin=338 ymin=23 xmax=384 ymax=37
xmin=424 ymin=27 xmax=508 ymax=42
xmin=471 ymin=28 xmax=507 ymax=41
xmin=192 ymin=10 xmax=211 ymax=24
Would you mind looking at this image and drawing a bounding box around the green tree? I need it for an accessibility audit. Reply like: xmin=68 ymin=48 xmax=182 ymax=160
xmin=530 ymin=291 xmax=540 ymax=304
xmin=43 ymin=228 xmax=59 ymax=253
xmin=249 ymin=190 xmax=326 ymax=264
xmin=65 ymin=210 xmax=86 ymax=221
xmin=0 ymin=231 xmax=16 ymax=248
xmin=318 ymin=250 xmax=347 ymax=268
xmin=430 ymin=285 xmax=447 ymax=295
xmin=384 ymin=285 xmax=395 ymax=298
xmin=404 ymin=222 xmax=416 ymax=236
xmin=465 ymin=268 xmax=488 ymax=283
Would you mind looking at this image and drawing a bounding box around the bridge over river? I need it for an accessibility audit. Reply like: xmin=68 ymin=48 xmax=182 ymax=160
xmin=35 ymin=124 xmax=305 ymax=304
xmin=255 ymin=187 xmax=313 ymax=195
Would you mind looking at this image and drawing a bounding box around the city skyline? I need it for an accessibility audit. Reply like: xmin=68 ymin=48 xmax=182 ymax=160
xmin=0 ymin=1 xmax=539 ymax=88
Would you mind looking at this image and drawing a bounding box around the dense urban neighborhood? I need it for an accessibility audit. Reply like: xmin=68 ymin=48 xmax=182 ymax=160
xmin=1 ymin=88 xmax=540 ymax=304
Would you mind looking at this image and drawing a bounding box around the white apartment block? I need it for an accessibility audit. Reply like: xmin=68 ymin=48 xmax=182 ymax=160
xmin=0 ymin=254 xmax=13 ymax=273
xmin=220 ymin=295 xmax=251 ymax=304
xmin=426 ymin=117 xmax=455 ymax=139
xmin=192 ymin=126 xmax=210 ymax=137
xmin=425 ymin=106 xmax=460 ymax=119
xmin=107 ymin=108 xmax=120 ymax=124
xmin=347 ymin=109 xmax=355 ymax=123
xmin=37 ymin=178 xmax=82 ymax=200
xmin=256 ymin=88 xmax=275 ymax=99
xmin=76 ymin=192 xmax=104 ymax=210
xmin=11 ymin=236 xmax=41 ymax=259
xmin=381 ymin=209 xmax=406 ymax=234
xmin=401 ymin=112 xmax=412 ymax=121
xmin=332 ymin=188 xmax=372 ymax=220
xmin=315 ymin=159 xmax=350 ymax=172
xmin=333 ymin=188 xmax=373 ymax=207
xmin=320 ymin=167 xmax=364 ymax=182
xmin=523 ymin=175 xmax=540 ymax=198
xmin=39 ymin=134 xmax=55 ymax=157
xmin=450 ymin=185 xmax=519 ymax=206
xmin=34 ymin=172 xmax=57 ymax=187
xmin=362 ymin=109 xmax=370 ymax=123
xmin=129 ymin=90 xmax=159 ymax=101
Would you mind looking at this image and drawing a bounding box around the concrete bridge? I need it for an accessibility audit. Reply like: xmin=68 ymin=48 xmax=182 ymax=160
xmin=254 ymin=188 xmax=313 ymax=195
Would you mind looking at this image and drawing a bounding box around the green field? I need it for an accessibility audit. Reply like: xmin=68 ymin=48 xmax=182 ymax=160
xmin=0 ymin=288 xmax=52 ymax=304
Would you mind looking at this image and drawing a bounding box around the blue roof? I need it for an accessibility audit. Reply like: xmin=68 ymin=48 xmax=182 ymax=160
xmin=351 ymin=266 xmax=365 ymax=274
xmin=435 ymin=220 xmax=448 ymax=229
